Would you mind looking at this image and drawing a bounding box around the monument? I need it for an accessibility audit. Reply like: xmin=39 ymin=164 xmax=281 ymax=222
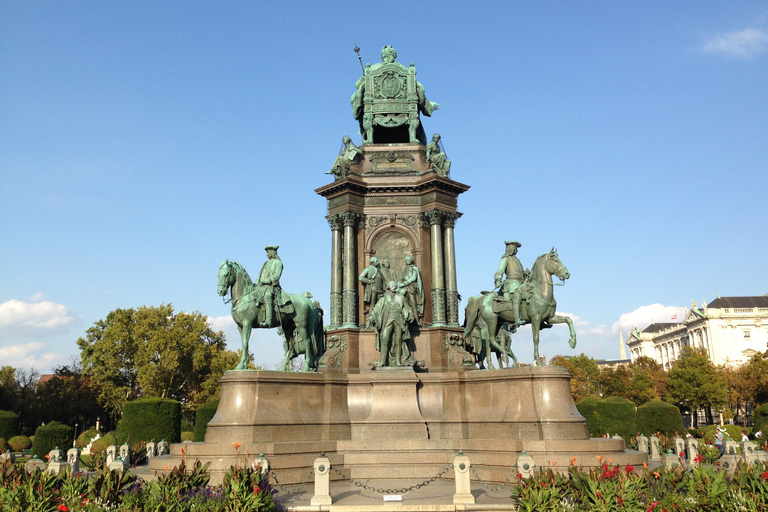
xmin=150 ymin=46 xmax=646 ymax=483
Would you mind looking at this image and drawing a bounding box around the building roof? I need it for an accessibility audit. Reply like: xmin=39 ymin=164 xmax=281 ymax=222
xmin=707 ymin=296 xmax=768 ymax=309
xmin=643 ymin=322 xmax=678 ymax=333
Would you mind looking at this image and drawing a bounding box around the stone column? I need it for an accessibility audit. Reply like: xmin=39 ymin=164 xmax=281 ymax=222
xmin=443 ymin=213 xmax=460 ymax=327
xmin=342 ymin=212 xmax=362 ymax=328
xmin=426 ymin=209 xmax=446 ymax=327
xmin=327 ymin=214 xmax=343 ymax=327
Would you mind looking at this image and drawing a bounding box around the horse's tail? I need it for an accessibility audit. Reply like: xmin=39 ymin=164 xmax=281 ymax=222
xmin=312 ymin=302 xmax=326 ymax=361
xmin=463 ymin=295 xmax=481 ymax=343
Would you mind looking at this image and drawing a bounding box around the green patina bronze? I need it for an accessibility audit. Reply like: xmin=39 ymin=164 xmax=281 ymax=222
xmin=350 ymin=45 xmax=440 ymax=145
xmin=426 ymin=133 xmax=451 ymax=177
xmin=464 ymin=247 xmax=577 ymax=369
xmin=365 ymin=281 xmax=418 ymax=368
xmin=217 ymin=252 xmax=325 ymax=372
xmin=327 ymin=135 xmax=363 ymax=180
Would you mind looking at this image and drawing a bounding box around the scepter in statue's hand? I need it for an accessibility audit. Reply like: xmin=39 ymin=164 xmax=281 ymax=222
xmin=354 ymin=44 xmax=364 ymax=73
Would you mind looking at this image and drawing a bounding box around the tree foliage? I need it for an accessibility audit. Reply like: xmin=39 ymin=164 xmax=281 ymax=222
xmin=666 ymin=347 xmax=727 ymax=426
xmin=77 ymin=304 xmax=235 ymax=421
xmin=550 ymin=354 xmax=600 ymax=403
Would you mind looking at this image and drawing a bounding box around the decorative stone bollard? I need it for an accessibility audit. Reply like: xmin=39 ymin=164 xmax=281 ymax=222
xmin=310 ymin=453 xmax=332 ymax=506
xmin=649 ymin=436 xmax=661 ymax=460
xmin=740 ymin=441 xmax=760 ymax=464
xmin=146 ymin=441 xmax=157 ymax=459
xmin=157 ymin=440 xmax=169 ymax=456
xmin=724 ymin=440 xmax=739 ymax=456
xmin=754 ymin=448 xmax=768 ymax=464
xmin=637 ymin=435 xmax=649 ymax=454
xmin=119 ymin=442 xmax=131 ymax=466
xmin=0 ymin=449 xmax=15 ymax=464
xmin=67 ymin=446 xmax=81 ymax=474
xmin=452 ymin=451 xmax=474 ymax=505
xmin=720 ymin=453 xmax=739 ymax=476
xmin=674 ymin=436 xmax=685 ymax=458
xmin=106 ymin=445 xmax=118 ymax=466
xmin=252 ymin=453 xmax=270 ymax=478
xmin=25 ymin=457 xmax=46 ymax=473
xmin=686 ymin=438 xmax=700 ymax=464
xmin=661 ymin=450 xmax=680 ymax=469
xmin=516 ymin=450 xmax=535 ymax=479
xmin=47 ymin=447 xmax=68 ymax=474
xmin=109 ymin=456 xmax=129 ymax=472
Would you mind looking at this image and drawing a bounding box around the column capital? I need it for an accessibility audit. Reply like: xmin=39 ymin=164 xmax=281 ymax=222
xmin=327 ymin=214 xmax=344 ymax=230
xmin=442 ymin=212 xmax=460 ymax=229
xmin=341 ymin=211 xmax=365 ymax=228
xmin=422 ymin=209 xmax=445 ymax=226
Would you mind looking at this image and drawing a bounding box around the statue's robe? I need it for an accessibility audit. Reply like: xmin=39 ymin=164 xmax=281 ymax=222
xmin=370 ymin=290 xmax=412 ymax=365
xmin=400 ymin=264 xmax=424 ymax=316
xmin=359 ymin=264 xmax=383 ymax=303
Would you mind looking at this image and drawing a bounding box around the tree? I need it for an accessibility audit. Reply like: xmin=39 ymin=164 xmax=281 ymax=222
xmin=551 ymin=354 xmax=600 ymax=402
xmin=35 ymin=361 xmax=106 ymax=431
xmin=78 ymin=304 xmax=235 ymax=422
xmin=626 ymin=357 xmax=668 ymax=406
xmin=666 ymin=347 xmax=727 ymax=427
xmin=599 ymin=365 xmax=632 ymax=400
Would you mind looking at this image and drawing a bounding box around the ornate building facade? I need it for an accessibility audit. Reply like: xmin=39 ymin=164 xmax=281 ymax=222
xmin=626 ymin=296 xmax=768 ymax=369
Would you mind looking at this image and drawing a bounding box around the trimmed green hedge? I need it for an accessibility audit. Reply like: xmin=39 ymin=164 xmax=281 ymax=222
xmin=599 ymin=396 xmax=637 ymax=442
xmin=0 ymin=438 xmax=6 ymax=452
xmin=32 ymin=421 xmax=73 ymax=458
xmin=121 ymin=397 xmax=181 ymax=444
xmin=8 ymin=435 xmax=31 ymax=452
xmin=194 ymin=400 xmax=220 ymax=442
xmin=0 ymin=410 xmax=19 ymax=440
xmin=754 ymin=404 xmax=768 ymax=433
xmin=576 ymin=396 xmax=603 ymax=437
xmin=76 ymin=428 xmax=100 ymax=449
xmin=90 ymin=433 xmax=116 ymax=453
xmin=637 ymin=400 xmax=685 ymax=436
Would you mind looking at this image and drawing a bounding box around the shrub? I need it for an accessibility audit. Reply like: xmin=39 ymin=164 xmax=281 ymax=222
xmin=194 ymin=400 xmax=220 ymax=442
xmin=181 ymin=419 xmax=194 ymax=432
xmin=754 ymin=403 xmax=768 ymax=433
xmin=32 ymin=421 xmax=73 ymax=458
xmin=598 ymin=396 xmax=637 ymax=442
xmin=181 ymin=431 xmax=194 ymax=442
xmin=8 ymin=435 xmax=32 ymax=452
xmin=106 ymin=429 xmax=128 ymax=445
xmin=636 ymin=400 xmax=685 ymax=435
xmin=121 ymin=397 xmax=181 ymax=444
xmin=0 ymin=410 xmax=19 ymax=440
xmin=0 ymin=438 xmax=6 ymax=452
xmin=90 ymin=433 xmax=117 ymax=454
xmin=76 ymin=428 xmax=100 ymax=448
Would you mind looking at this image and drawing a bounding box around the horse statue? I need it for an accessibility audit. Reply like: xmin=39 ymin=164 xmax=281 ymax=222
xmin=217 ymin=260 xmax=325 ymax=372
xmin=463 ymin=248 xmax=576 ymax=369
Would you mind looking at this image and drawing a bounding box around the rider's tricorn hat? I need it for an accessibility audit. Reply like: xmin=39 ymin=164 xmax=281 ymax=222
xmin=504 ymin=240 xmax=522 ymax=248
xmin=264 ymin=245 xmax=279 ymax=251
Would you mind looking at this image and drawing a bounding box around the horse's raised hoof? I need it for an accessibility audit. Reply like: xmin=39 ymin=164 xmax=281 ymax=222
xmin=568 ymin=337 xmax=577 ymax=349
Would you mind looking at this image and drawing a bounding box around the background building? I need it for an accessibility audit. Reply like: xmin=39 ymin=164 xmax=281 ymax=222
xmin=627 ymin=296 xmax=768 ymax=368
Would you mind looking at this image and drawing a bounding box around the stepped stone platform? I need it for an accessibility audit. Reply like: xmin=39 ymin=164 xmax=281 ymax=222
xmin=149 ymin=366 xmax=647 ymax=484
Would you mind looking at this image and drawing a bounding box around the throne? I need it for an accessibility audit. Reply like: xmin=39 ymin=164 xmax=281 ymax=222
xmin=354 ymin=62 xmax=436 ymax=145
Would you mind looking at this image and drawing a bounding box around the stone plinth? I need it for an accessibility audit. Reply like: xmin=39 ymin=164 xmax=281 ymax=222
xmin=154 ymin=366 xmax=647 ymax=484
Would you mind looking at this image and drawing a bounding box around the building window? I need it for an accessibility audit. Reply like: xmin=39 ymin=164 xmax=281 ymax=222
xmin=743 ymin=330 xmax=751 ymax=339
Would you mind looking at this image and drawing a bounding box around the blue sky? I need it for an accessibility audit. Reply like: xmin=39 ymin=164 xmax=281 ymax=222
xmin=2 ymin=2 xmax=767 ymax=371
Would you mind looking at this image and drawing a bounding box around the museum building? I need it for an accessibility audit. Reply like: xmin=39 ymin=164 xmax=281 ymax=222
xmin=626 ymin=295 xmax=768 ymax=369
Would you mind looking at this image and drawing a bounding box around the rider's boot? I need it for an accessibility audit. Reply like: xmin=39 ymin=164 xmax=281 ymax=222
xmin=512 ymin=295 xmax=524 ymax=328
xmin=262 ymin=297 xmax=274 ymax=327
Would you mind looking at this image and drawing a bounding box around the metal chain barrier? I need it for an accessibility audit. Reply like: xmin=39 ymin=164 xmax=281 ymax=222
xmin=269 ymin=468 xmax=315 ymax=495
xmin=331 ymin=463 xmax=454 ymax=496
xmin=470 ymin=466 xmax=517 ymax=492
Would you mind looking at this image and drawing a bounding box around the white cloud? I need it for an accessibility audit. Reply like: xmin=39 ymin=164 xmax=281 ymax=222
xmin=611 ymin=303 xmax=687 ymax=334
xmin=0 ymin=342 xmax=60 ymax=370
xmin=28 ymin=292 xmax=47 ymax=302
xmin=0 ymin=298 xmax=81 ymax=342
xmin=702 ymin=28 xmax=768 ymax=58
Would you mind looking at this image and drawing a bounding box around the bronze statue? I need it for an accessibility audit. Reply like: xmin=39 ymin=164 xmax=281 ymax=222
xmin=426 ymin=133 xmax=451 ymax=177
xmin=464 ymin=248 xmax=577 ymax=369
xmin=258 ymin=245 xmax=285 ymax=327
xmin=493 ymin=241 xmax=525 ymax=329
xmin=359 ymin=256 xmax=383 ymax=314
xmin=366 ymin=281 xmax=416 ymax=367
xmin=327 ymin=135 xmax=363 ymax=180
xmin=380 ymin=259 xmax=395 ymax=285
xmin=400 ymin=255 xmax=424 ymax=322
xmin=217 ymin=259 xmax=325 ymax=372
xmin=350 ymin=46 xmax=440 ymax=144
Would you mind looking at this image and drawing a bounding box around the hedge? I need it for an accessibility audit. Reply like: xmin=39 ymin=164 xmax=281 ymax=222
xmin=576 ymin=397 xmax=603 ymax=437
xmin=636 ymin=400 xmax=685 ymax=436
xmin=90 ymin=433 xmax=117 ymax=454
xmin=0 ymin=438 xmax=6 ymax=452
xmin=598 ymin=396 xmax=637 ymax=442
xmin=32 ymin=421 xmax=73 ymax=458
xmin=194 ymin=400 xmax=220 ymax=442
xmin=0 ymin=410 xmax=19 ymax=440
xmin=76 ymin=428 xmax=100 ymax=449
xmin=121 ymin=397 xmax=181 ymax=444
xmin=8 ymin=435 xmax=32 ymax=452
xmin=754 ymin=404 xmax=768 ymax=434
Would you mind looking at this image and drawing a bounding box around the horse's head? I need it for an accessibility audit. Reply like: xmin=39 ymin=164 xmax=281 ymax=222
xmin=217 ymin=260 xmax=234 ymax=297
xmin=545 ymin=248 xmax=570 ymax=281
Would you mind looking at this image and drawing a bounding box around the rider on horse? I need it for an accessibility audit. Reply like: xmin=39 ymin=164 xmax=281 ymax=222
xmin=258 ymin=245 xmax=286 ymax=327
xmin=493 ymin=241 xmax=526 ymax=330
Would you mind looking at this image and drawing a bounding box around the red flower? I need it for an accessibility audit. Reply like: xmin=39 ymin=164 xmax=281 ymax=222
xmin=58 ymin=506 xmax=68 ymax=512
xmin=596 ymin=491 xmax=602 ymax=499
xmin=253 ymin=486 xmax=261 ymax=494
xmin=625 ymin=464 xmax=634 ymax=472
xmin=541 ymin=483 xmax=547 ymax=487
xmin=617 ymin=497 xmax=623 ymax=504
xmin=761 ymin=471 xmax=768 ymax=480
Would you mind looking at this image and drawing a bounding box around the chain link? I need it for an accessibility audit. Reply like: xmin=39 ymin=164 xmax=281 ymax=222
xmin=470 ymin=466 xmax=517 ymax=492
xmin=331 ymin=463 xmax=454 ymax=496
xmin=269 ymin=468 xmax=315 ymax=495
